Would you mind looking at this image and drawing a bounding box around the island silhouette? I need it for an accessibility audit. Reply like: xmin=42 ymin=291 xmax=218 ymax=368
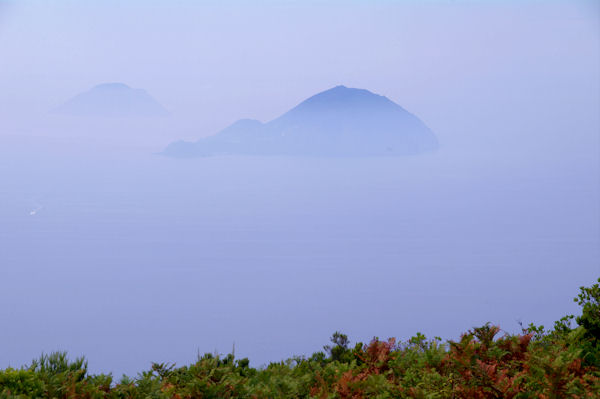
xmin=53 ymin=83 xmax=169 ymax=117
xmin=164 ymin=85 xmax=438 ymax=157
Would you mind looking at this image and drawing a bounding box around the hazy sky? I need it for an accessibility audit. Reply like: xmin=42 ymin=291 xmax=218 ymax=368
xmin=1 ymin=0 xmax=598 ymax=144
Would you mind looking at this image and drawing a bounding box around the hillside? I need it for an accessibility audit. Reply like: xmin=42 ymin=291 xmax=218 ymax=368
xmin=53 ymin=83 xmax=169 ymax=117
xmin=163 ymin=86 xmax=438 ymax=157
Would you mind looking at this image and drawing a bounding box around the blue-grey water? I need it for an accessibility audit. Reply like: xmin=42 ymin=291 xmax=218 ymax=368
xmin=0 ymin=0 xmax=598 ymax=381
xmin=0 ymin=131 xmax=598 ymax=377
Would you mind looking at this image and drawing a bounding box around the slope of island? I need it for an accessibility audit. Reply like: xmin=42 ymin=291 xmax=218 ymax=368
xmin=163 ymin=85 xmax=438 ymax=157
xmin=53 ymin=83 xmax=169 ymax=117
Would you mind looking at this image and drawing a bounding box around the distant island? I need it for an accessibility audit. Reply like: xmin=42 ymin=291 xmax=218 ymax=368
xmin=163 ymin=85 xmax=438 ymax=157
xmin=53 ymin=83 xmax=169 ymax=117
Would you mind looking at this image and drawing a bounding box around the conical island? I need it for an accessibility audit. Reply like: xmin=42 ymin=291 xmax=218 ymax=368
xmin=164 ymin=85 xmax=438 ymax=157
xmin=53 ymin=83 xmax=168 ymax=117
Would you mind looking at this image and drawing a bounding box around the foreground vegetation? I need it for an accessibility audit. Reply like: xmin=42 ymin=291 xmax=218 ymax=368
xmin=2 ymin=280 xmax=598 ymax=398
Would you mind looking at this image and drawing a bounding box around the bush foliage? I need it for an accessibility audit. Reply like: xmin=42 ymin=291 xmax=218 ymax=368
xmin=2 ymin=279 xmax=598 ymax=398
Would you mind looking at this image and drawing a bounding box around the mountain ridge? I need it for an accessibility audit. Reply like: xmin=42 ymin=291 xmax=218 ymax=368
xmin=53 ymin=83 xmax=169 ymax=117
xmin=164 ymin=86 xmax=438 ymax=157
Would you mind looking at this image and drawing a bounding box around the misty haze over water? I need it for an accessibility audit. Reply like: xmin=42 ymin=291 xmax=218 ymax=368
xmin=0 ymin=0 xmax=599 ymax=378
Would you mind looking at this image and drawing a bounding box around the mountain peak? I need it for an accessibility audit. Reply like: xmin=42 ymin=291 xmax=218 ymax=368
xmin=163 ymin=86 xmax=437 ymax=158
xmin=93 ymin=82 xmax=131 ymax=90
xmin=53 ymin=83 xmax=168 ymax=117
xmin=312 ymin=85 xmax=374 ymax=97
xmin=286 ymin=85 xmax=396 ymax=116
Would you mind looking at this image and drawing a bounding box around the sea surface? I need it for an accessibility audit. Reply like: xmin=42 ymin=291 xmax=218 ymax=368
xmin=1 ymin=131 xmax=598 ymax=377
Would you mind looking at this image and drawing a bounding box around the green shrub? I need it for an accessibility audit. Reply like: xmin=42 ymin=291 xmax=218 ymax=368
xmin=1 ymin=278 xmax=598 ymax=398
